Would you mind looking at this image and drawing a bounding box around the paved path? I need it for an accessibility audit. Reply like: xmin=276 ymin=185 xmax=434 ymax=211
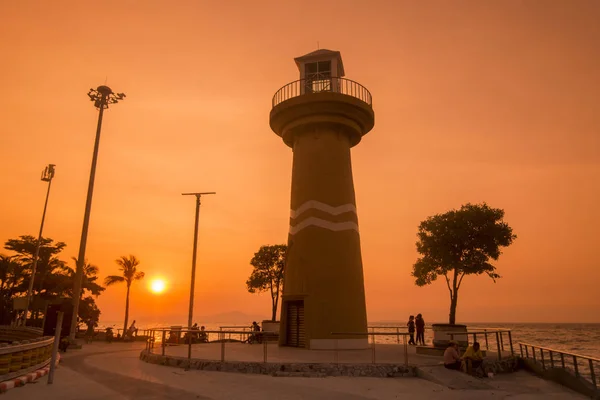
xmin=2 ymin=342 xmax=585 ymax=399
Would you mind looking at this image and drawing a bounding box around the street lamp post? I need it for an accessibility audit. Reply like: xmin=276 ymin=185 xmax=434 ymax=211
xmin=24 ymin=164 xmax=56 ymax=326
xmin=69 ymin=86 xmax=125 ymax=340
xmin=182 ymin=192 xmax=215 ymax=330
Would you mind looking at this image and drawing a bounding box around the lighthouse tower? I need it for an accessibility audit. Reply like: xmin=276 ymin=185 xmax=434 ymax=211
xmin=270 ymin=50 xmax=375 ymax=349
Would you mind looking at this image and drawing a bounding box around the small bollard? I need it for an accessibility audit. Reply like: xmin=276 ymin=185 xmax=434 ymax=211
xmin=187 ymin=331 xmax=192 ymax=364
xmin=47 ymin=311 xmax=63 ymax=384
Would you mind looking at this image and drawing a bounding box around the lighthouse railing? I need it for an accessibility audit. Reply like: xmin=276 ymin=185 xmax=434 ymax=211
xmin=272 ymin=77 xmax=372 ymax=108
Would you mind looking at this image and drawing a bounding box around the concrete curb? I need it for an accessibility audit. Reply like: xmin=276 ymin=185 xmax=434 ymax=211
xmin=0 ymin=354 xmax=60 ymax=393
xmin=140 ymin=350 xmax=417 ymax=378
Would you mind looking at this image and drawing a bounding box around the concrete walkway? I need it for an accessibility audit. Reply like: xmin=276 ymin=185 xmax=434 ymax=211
xmin=2 ymin=342 xmax=585 ymax=399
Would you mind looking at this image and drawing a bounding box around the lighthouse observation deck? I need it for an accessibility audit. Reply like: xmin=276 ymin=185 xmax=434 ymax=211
xmin=270 ymin=76 xmax=375 ymax=148
xmin=272 ymin=77 xmax=372 ymax=108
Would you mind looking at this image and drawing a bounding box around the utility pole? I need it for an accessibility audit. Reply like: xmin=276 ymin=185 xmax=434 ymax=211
xmin=182 ymin=192 xmax=215 ymax=329
xmin=70 ymin=86 xmax=125 ymax=340
xmin=24 ymin=164 xmax=56 ymax=326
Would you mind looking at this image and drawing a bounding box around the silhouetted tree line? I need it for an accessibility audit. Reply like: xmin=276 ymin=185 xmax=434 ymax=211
xmin=0 ymin=235 xmax=104 ymax=328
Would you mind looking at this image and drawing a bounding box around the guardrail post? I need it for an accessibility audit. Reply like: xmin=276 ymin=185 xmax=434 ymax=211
xmin=263 ymin=340 xmax=267 ymax=363
xmin=589 ymin=359 xmax=596 ymax=389
xmin=499 ymin=331 xmax=504 ymax=351
xmin=47 ymin=311 xmax=63 ymax=384
xmin=404 ymin=335 xmax=408 ymax=367
xmin=572 ymin=356 xmax=579 ymax=377
xmin=221 ymin=340 xmax=225 ymax=362
xmin=525 ymin=345 xmax=529 ymax=358
xmin=371 ymin=340 xmax=376 ymax=364
xmin=495 ymin=332 xmax=502 ymax=360
xmin=519 ymin=343 xmax=523 ymax=357
xmin=508 ymin=331 xmax=514 ymax=356
xmin=532 ymin=346 xmax=536 ymax=362
xmin=396 ymin=328 xmax=400 ymax=344
xmin=560 ymin=352 xmax=565 ymax=369
xmin=161 ymin=330 xmax=166 ymax=356
xmin=484 ymin=329 xmax=489 ymax=350
xmin=540 ymin=349 xmax=545 ymax=370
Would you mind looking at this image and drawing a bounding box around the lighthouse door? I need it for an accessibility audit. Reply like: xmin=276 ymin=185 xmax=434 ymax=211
xmin=285 ymin=300 xmax=305 ymax=347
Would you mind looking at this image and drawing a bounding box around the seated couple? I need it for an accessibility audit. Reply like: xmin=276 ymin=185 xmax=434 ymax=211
xmin=444 ymin=340 xmax=485 ymax=375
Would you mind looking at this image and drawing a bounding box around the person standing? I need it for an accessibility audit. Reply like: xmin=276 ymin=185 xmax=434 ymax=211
xmin=415 ymin=313 xmax=425 ymax=345
xmin=127 ymin=320 xmax=138 ymax=340
xmin=407 ymin=315 xmax=416 ymax=345
xmin=85 ymin=322 xmax=95 ymax=344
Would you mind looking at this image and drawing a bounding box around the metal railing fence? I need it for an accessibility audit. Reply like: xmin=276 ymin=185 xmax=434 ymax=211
xmin=272 ymin=77 xmax=372 ymax=107
xmin=142 ymin=326 xmax=515 ymax=366
xmin=446 ymin=329 xmax=514 ymax=360
xmin=331 ymin=331 xmax=410 ymax=366
xmin=145 ymin=328 xmax=276 ymax=364
xmin=519 ymin=342 xmax=599 ymax=392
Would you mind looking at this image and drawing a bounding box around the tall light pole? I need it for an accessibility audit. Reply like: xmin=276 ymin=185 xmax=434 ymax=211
xmin=69 ymin=86 xmax=125 ymax=340
xmin=182 ymin=192 xmax=215 ymax=329
xmin=24 ymin=164 xmax=56 ymax=326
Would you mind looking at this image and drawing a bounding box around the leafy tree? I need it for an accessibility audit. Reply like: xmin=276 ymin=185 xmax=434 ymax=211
xmin=0 ymin=255 xmax=26 ymax=324
xmin=3 ymin=236 xmax=71 ymax=322
xmin=1 ymin=235 xmax=105 ymax=328
xmin=78 ymin=296 xmax=101 ymax=329
xmin=4 ymin=236 xmax=68 ymax=298
xmin=104 ymin=255 xmax=145 ymax=335
xmin=246 ymin=244 xmax=287 ymax=321
xmin=412 ymin=203 xmax=516 ymax=324
xmin=5 ymin=236 xmax=66 ymax=268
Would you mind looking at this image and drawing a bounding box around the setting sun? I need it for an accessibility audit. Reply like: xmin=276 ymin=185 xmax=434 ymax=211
xmin=150 ymin=279 xmax=166 ymax=294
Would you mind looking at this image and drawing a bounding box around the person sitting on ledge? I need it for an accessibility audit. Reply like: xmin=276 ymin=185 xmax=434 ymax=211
xmin=248 ymin=321 xmax=262 ymax=344
xmin=443 ymin=340 xmax=462 ymax=370
xmin=199 ymin=326 xmax=208 ymax=343
xmin=462 ymin=341 xmax=485 ymax=375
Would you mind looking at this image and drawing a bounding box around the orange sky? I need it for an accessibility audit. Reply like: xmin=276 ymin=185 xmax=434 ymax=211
xmin=1 ymin=1 xmax=599 ymax=324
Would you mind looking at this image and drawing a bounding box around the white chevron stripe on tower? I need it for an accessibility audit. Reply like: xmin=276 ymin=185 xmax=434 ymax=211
xmin=290 ymin=200 xmax=357 ymax=219
xmin=289 ymin=217 xmax=359 ymax=235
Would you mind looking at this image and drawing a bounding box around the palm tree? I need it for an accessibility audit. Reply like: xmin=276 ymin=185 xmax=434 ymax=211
xmin=104 ymin=255 xmax=144 ymax=335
